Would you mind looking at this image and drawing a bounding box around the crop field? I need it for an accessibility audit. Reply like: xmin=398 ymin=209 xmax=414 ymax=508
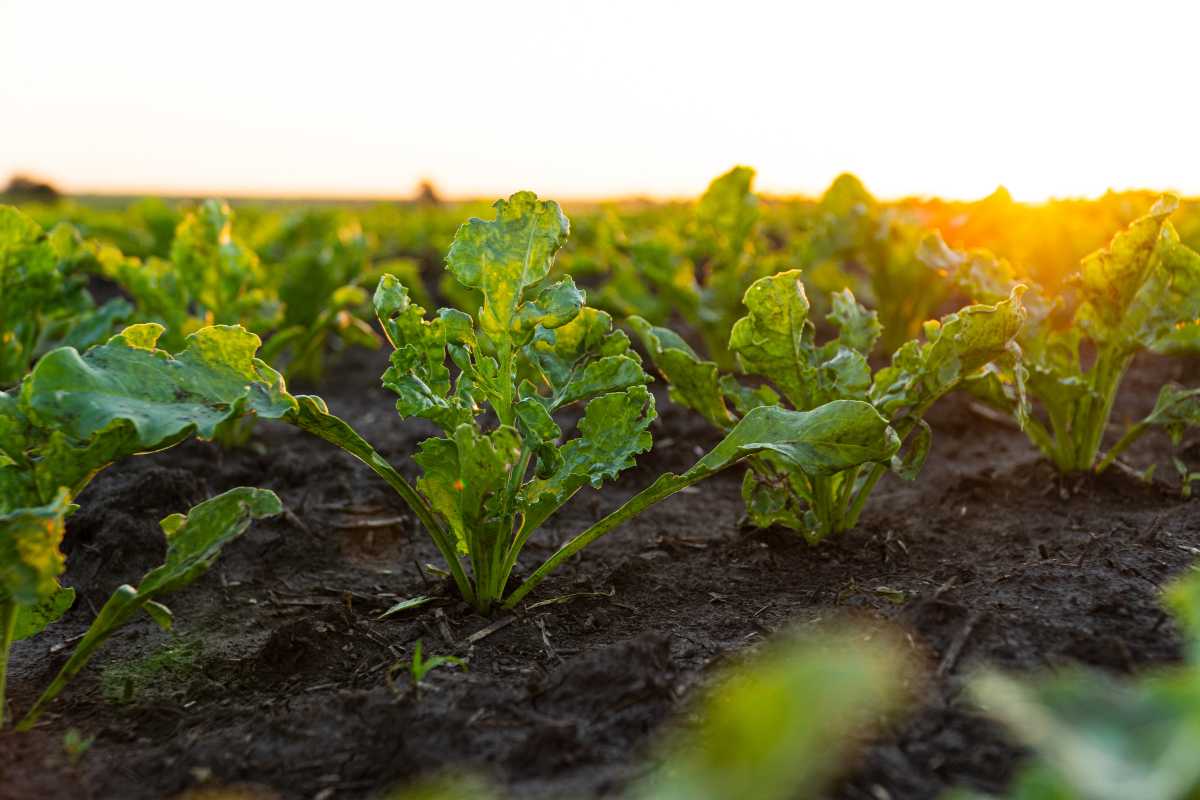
xmin=1 ymin=170 xmax=1199 ymax=800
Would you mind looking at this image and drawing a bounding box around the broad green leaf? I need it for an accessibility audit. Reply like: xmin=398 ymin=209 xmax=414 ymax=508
xmin=629 ymin=316 xmax=734 ymax=429
xmin=444 ymin=192 xmax=575 ymax=341
xmin=632 ymin=628 xmax=913 ymax=800
xmin=690 ymin=400 xmax=899 ymax=479
xmin=25 ymin=324 xmax=295 ymax=447
xmin=415 ymin=426 xmax=521 ymax=558
xmin=140 ymin=487 xmax=282 ymax=597
xmin=1077 ymin=195 xmax=1177 ymax=345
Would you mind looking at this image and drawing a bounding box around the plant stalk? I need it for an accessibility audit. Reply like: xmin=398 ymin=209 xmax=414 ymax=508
xmin=0 ymin=601 xmax=16 ymax=729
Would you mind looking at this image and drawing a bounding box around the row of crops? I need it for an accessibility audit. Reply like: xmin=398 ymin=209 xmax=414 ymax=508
xmin=2 ymin=169 xmax=1200 ymax=798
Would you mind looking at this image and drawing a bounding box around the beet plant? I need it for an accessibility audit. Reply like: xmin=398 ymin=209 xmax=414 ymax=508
xmin=0 ymin=206 xmax=132 ymax=387
xmin=921 ymin=195 xmax=1200 ymax=474
xmin=633 ymin=271 xmax=1025 ymax=542
xmin=281 ymin=192 xmax=900 ymax=612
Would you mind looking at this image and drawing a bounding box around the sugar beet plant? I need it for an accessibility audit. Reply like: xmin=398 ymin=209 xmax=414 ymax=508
xmin=633 ymin=271 xmax=1025 ymax=542
xmin=922 ymin=195 xmax=1200 ymax=474
xmin=281 ymin=192 xmax=900 ymax=612
xmin=0 ymin=206 xmax=133 ymax=387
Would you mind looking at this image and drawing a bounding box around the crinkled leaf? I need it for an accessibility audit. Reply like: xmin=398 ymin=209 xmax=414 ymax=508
xmin=521 ymin=387 xmax=656 ymax=531
xmin=1076 ymin=195 xmax=1177 ymax=346
xmin=689 ymin=400 xmax=899 ymax=479
xmin=528 ymin=307 xmax=646 ymax=409
xmin=374 ymin=275 xmax=475 ymax=431
xmin=629 ymin=316 xmax=734 ymax=429
xmin=729 ymin=270 xmax=815 ymax=409
xmin=415 ymin=426 xmax=521 ymax=557
xmin=871 ymin=287 xmax=1026 ymax=415
xmin=444 ymin=192 xmax=574 ymax=341
xmin=828 ymin=288 xmax=881 ymax=355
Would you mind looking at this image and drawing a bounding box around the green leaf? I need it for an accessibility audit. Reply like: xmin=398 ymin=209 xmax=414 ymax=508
xmin=871 ymin=287 xmax=1026 ymax=416
xmin=527 ymin=307 xmax=645 ymax=409
xmin=629 ymin=316 xmax=734 ymax=429
xmin=1076 ymin=195 xmax=1178 ymax=346
xmin=632 ymin=628 xmax=913 ymax=800
xmin=1143 ymin=384 xmax=1200 ymax=446
xmin=0 ymin=489 xmax=69 ymax=608
xmin=729 ymin=270 xmax=814 ymax=408
xmin=415 ymin=425 xmax=522 ymax=558
xmin=171 ymin=200 xmax=280 ymax=332
xmin=690 ymin=400 xmax=899 ymax=479
xmin=25 ymin=324 xmax=295 ymax=447
xmin=828 ymin=288 xmax=882 ymax=355
xmin=444 ymin=192 xmax=575 ymax=342
xmin=374 ymin=275 xmax=475 ymax=431
xmin=890 ymin=419 xmax=931 ymax=480
xmin=693 ymin=165 xmax=759 ymax=266
xmin=12 ymin=584 xmax=75 ymax=641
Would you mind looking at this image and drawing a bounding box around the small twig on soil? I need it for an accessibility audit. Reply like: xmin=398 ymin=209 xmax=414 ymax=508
xmin=332 ymin=516 xmax=407 ymax=530
xmin=460 ymin=616 xmax=517 ymax=648
xmin=433 ymin=608 xmax=455 ymax=646
xmin=283 ymin=508 xmax=312 ymax=535
xmin=937 ymin=611 xmax=983 ymax=677
xmin=534 ymin=615 xmax=561 ymax=662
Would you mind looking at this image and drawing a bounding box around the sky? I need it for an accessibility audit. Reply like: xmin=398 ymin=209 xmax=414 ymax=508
xmin=2 ymin=0 xmax=1197 ymax=202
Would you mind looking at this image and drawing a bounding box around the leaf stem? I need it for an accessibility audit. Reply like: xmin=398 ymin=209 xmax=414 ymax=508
xmin=0 ymin=601 xmax=16 ymax=729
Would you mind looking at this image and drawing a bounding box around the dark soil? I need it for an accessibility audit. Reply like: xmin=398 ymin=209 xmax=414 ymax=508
xmin=2 ymin=345 xmax=1199 ymax=800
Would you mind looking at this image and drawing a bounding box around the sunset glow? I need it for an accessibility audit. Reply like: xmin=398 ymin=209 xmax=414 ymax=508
xmin=3 ymin=0 xmax=1198 ymax=201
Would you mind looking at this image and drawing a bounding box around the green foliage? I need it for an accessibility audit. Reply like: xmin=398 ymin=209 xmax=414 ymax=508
xmin=926 ymin=196 xmax=1200 ymax=473
xmin=947 ymin=565 xmax=1200 ymax=800
xmin=16 ymin=487 xmax=281 ymax=730
xmin=283 ymin=194 xmax=909 ymax=612
xmin=634 ymin=269 xmax=1025 ymax=542
xmin=593 ymin=167 xmax=782 ymax=369
xmin=793 ymin=174 xmax=947 ymax=354
xmin=0 ymin=324 xmax=295 ymax=513
xmin=0 ymin=206 xmax=132 ymax=387
xmin=406 ymin=640 xmax=467 ymax=687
